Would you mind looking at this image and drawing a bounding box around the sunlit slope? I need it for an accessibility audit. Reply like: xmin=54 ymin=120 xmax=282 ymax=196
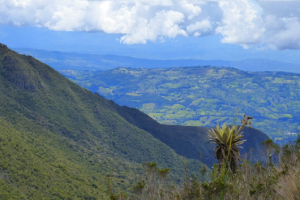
xmin=0 ymin=44 xmax=202 ymax=199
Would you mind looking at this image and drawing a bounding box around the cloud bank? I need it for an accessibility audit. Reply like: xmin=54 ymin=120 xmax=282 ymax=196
xmin=1 ymin=0 xmax=300 ymax=49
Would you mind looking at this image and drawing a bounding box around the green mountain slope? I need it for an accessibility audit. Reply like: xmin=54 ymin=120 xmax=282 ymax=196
xmin=60 ymin=67 xmax=300 ymax=139
xmin=0 ymin=44 xmax=271 ymax=199
xmin=0 ymin=44 xmax=203 ymax=199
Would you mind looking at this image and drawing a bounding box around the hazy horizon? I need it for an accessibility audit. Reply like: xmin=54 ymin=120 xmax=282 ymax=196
xmin=1 ymin=0 xmax=300 ymax=67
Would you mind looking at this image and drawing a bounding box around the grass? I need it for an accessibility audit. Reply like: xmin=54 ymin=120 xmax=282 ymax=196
xmin=197 ymin=140 xmax=300 ymax=200
xmin=114 ymin=126 xmax=300 ymax=200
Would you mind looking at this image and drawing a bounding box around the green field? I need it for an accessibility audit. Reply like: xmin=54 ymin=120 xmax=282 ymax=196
xmin=61 ymin=66 xmax=300 ymax=140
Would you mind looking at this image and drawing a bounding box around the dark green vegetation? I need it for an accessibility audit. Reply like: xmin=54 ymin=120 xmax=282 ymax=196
xmin=0 ymin=44 xmax=200 ymax=199
xmin=114 ymin=106 xmax=268 ymax=167
xmin=0 ymin=44 xmax=270 ymax=199
xmin=60 ymin=67 xmax=300 ymax=140
xmin=117 ymin=133 xmax=300 ymax=199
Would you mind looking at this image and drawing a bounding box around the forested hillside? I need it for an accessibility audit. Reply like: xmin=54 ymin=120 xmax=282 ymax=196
xmin=0 ymin=44 xmax=201 ymax=199
xmin=0 ymin=44 xmax=270 ymax=199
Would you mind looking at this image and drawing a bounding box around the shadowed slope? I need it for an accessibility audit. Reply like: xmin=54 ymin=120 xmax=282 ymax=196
xmin=114 ymin=106 xmax=270 ymax=167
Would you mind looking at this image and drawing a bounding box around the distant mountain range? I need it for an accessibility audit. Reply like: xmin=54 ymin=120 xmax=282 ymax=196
xmin=14 ymin=48 xmax=300 ymax=73
xmin=0 ymin=44 xmax=269 ymax=198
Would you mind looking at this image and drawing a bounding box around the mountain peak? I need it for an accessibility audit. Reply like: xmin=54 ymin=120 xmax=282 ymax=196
xmin=0 ymin=43 xmax=9 ymax=53
xmin=0 ymin=43 xmax=7 ymax=48
xmin=1 ymin=51 xmax=38 ymax=92
xmin=0 ymin=45 xmax=61 ymax=93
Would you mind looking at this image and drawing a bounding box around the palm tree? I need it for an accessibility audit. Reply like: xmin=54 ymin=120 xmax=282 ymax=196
xmin=209 ymin=115 xmax=252 ymax=173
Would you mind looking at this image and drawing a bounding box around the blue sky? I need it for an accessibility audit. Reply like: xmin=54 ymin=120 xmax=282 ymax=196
xmin=1 ymin=0 xmax=300 ymax=64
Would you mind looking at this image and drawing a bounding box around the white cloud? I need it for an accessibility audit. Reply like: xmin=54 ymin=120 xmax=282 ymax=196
xmin=186 ymin=19 xmax=212 ymax=35
xmin=178 ymin=1 xmax=201 ymax=19
xmin=1 ymin=0 xmax=300 ymax=50
xmin=260 ymin=1 xmax=300 ymax=49
xmin=216 ymin=0 xmax=265 ymax=45
xmin=120 ymin=10 xmax=187 ymax=44
xmin=267 ymin=18 xmax=300 ymax=49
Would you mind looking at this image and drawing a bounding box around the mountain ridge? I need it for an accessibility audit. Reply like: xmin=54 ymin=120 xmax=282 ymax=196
xmin=14 ymin=48 xmax=300 ymax=73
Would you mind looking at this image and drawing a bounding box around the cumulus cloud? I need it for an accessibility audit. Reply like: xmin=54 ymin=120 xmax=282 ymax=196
xmin=187 ymin=19 xmax=212 ymax=36
xmin=1 ymin=0 xmax=300 ymax=49
xmin=216 ymin=0 xmax=265 ymax=47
